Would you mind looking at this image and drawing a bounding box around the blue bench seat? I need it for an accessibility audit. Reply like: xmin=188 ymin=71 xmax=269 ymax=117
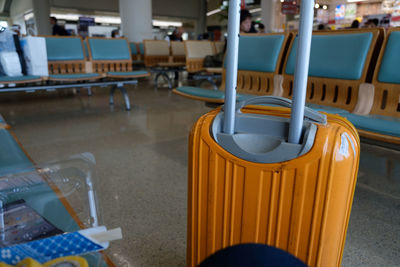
xmin=0 ymin=129 xmax=33 ymax=176
xmin=174 ymin=86 xmax=255 ymax=103
xmin=0 ymin=75 xmax=42 ymax=84
xmin=107 ymin=71 xmax=150 ymax=78
xmin=306 ymin=104 xmax=349 ymax=115
xmin=343 ymin=114 xmax=400 ymax=138
xmin=49 ymin=73 xmax=102 ymax=80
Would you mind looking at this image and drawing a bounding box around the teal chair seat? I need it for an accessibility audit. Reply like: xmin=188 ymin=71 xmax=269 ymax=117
xmin=49 ymin=73 xmax=101 ymax=80
xmin=176 ymin=86 xmax=225 ymax=100
xmin=0 ymin=75 xmax=41 ymax=83
xmin=0 ymin=129 xmax=34 ymax=176
xmin=237 ymin=93 xmax=258 ymax=102
xmin=306 ymin=104 xmax=349 ymax=115
xmin=175 ymin=87 xmax=260 ymax=103
xmin=343 ymin=114 xmax=400 ymax=137
xmin=107 ymin=71 xmax=149 ymax=77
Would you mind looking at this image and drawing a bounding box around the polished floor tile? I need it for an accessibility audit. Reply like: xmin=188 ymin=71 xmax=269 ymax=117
xmin=0 ymin=81 xmax=398 ymax=266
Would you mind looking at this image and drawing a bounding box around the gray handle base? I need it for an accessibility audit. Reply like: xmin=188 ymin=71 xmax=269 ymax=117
xmin=212 ymin=96 xmax=324 ymax=164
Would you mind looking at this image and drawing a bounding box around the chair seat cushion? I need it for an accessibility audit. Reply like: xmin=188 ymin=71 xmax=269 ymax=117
xmin=306 ymin=104 xmax=349 ymax=114
xmin=176 ymin=86 xmax=225 ymax=100
xmin=237 ymin=93 xmax=257 ymax=102
xmin=175 ymin=88 xmax=268 ymax=103
xmin=0 ymin=75 xmax=41 ymax=83
xmin=49 ymin=73 xmax=101 ymax=80
xmin=344 ymin=113 xmax=400 ymax=137
xmin=0 ymin=129 xmax=34 ymax=176
xmin=107 ymin=71 xmax=149 ymax=77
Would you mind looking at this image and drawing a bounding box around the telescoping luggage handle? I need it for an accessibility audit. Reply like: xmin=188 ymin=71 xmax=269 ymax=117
xmin=223 ymin=0 xmax=315 ymax=145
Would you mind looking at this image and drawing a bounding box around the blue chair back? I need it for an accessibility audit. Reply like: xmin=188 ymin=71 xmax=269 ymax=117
xmin=377 ymin=31 xmax=400 ymax=84
xmin=285 ymin=32 xmax=373 ymax=80
xmin=130 ymin=43 xmax=137 ymax=55
xmin=139 ymin=43 xmax=144 ymax=55
xmin=238 ymin=34 xmax=285 ymax=73
xmin=224 ymin=34 xmax=285 ymax=73
xmin=45 ymin=37 xmax=85 ymax=61
xmin=88 ymin=38 xmax=131 ymax=61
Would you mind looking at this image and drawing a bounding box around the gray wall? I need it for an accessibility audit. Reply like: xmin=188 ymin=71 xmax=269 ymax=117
xmin=152 ymin=0 xmax=200 ymax=19
xmin=10 ymin=0 xmax=33 ymax=17
xmin=50 ymin=0 xmax=118 ymax=12
xmin=50 ymin=0 xmax=202 ymax=19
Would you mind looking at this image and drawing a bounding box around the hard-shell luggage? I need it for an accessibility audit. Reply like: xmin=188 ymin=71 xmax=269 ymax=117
xmin=187 ymin=0 xmax=360 ymax=266
xmin=187 ymin=98 xmax=360 ymax=267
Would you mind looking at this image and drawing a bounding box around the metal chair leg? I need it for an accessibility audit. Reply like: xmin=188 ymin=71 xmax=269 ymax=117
xmin=87 ymin=87 xmax=93 ymax=96
xmin=155 ymin=71 xmax=172 ymax=89
xmin=109 ymin=86 xmax=116 ymax=105
xmin=118 ymin=85 xmax=131 ymax=110
xmin=162 ymin=72 xmax=172 ymax=89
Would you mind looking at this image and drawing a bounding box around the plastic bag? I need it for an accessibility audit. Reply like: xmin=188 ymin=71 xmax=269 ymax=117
xmin=0 ymin=51 xmax=22 ymax=76
xmin=0 ymin=27 xmax=16 ymax=52
xmin=20 ymin=36 xmax=48 ymax=76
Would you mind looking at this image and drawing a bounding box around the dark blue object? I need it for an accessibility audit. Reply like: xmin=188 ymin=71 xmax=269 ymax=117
xmin=199 ymin=244 xmax=308 ymax=267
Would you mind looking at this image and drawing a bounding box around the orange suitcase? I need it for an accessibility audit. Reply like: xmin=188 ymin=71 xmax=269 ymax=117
xmin=188 ymin=1 xmax=359 ymax=266
xmin=187 ymin=100 xmax=360 ymax=267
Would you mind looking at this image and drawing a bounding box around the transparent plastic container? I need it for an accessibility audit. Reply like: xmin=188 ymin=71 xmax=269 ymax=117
xmin=0 ymin=153 xmax=112 ymax=266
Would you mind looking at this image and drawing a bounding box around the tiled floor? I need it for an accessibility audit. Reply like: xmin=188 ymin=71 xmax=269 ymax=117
xmin=0 ymin=81 xmax=399 ymax=266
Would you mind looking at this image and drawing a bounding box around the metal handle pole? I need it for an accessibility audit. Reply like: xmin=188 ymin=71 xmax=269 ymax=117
xmin=288 ymin=0 xmax=315 ymax=144
xmin=223 ymin=0 xmax=241 ymax=134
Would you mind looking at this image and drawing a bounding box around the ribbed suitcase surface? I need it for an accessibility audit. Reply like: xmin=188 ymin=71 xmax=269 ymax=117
xmin=188 ymin=106 xmax=359 ymax=267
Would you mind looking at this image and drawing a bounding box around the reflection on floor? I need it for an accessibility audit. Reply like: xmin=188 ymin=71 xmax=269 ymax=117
xmin=0 ymin=81 xmax=398 ymax=267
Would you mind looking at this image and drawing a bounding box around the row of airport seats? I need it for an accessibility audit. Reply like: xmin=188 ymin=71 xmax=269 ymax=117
xmin=136 ymin=40 xmax=224 ymax=67
xmin=130 ymin=42 xmax=145 ymax=63
xmin=0 ymin=36 xmax=151 ymax=110
xmin=173 ymin=28 xmax=400 ymax=145
xmin=139 ymin=39 xmax=224 ymax=88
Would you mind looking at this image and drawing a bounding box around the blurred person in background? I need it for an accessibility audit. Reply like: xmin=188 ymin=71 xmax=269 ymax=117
xmin=351 ymin=20 xmax=360 ymax=29
xmin=50 ymin=17 xmax=69 ymax=36
xmin=166 ymin=27 xmax=184 ymax=42
xmin=240 ymin=9 xmax=252 ymax=33
xmin=258 ymin=23 xmax=265 ymax=33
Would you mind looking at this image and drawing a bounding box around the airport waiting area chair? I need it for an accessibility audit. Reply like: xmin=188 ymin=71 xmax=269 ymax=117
xmin=213 ymin=41 xmax=225 ymax=55
xmin=184 ymin=40 xmax=222 ymax=89
xmin=184 ymin=40 xmax=216 ymax=73
xmin=130 ymin=42 xmax=144 ymax=65
xmin=281 ymin=28 xmax=383 ymax=114
xmin=45 ymin=36 xmax=103 ymax=95
xmin=170 ymin=41 xmax=186 ymax=64
xmin=173 ymin=33 xmax=290 ymax=103
xmin=86 ymin=37 xmax=150 ymax=110
xmin=341 ymin=28 xmax=400 ymax=144
xmin=143 ymin=40 xmax=185 ymax=89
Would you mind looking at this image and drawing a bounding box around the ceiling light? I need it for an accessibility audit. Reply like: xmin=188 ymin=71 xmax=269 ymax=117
xmin=152 ymin=20 xmax=182 ymax=27
xmin=280 ymin=0 xmax=284 ymax=2
xmin=315 ymin=3 xmax=320 ymax=8
xmin=207 ymin=8 xmax=222 ymax=16
xmin=250 ymin=8 xmax=262 ymax=13
xmin=323 ymin=5 xmax=328 ymax=9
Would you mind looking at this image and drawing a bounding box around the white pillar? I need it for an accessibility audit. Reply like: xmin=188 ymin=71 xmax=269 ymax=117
xmin=197 ymin=0 xmax=207 ymax=35
xmin=261 ymin=0 xmax=277 ymax=33
xmin=119 ymin=0 xmax=153 ymax=42
xmin=32 ymin=0 xmax=51 ymax=35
